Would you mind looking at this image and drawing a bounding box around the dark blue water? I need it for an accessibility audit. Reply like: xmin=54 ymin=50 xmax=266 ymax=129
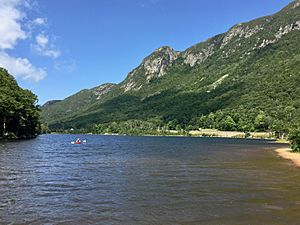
xmin=0 ymin=134 xmax=299 ymax=224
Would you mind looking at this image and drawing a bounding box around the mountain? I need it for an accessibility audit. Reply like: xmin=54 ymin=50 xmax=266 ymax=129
xmin=42 ymin=0 xmax=300 ymax=134
xmin=42 ymin=100 xmax=62 ymax=107
xmin=0 ymin=68 xmax=41 ymax=139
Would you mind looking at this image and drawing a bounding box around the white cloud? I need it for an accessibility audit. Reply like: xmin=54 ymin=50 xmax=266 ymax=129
xmin=33 ymin=17 xmax=46 ymax=26
xmin=0 ymin=51 xmax=46 ymax=82
xmin=26 ymin=17 xmax=47 ymax=34
xmin=0 ymin=0 xmax=62 ymax=81
xmin=0 ymin=0 xmax=27 ymax=49
xmin=0 ymin=0 xmax=46 ymax=82
xmin=36 ymin=34 xmax=48 ymax=47
xmin=42 ymin=49 xmax=61 ymax=58
xmin=32 ymin=33 xmax=61 ymax=58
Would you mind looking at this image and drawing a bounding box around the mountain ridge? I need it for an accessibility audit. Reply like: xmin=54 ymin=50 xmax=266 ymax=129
xmin=42 ymin=0 xmax=300 ymax=134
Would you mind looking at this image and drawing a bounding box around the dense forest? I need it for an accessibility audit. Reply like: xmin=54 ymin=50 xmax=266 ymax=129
xmin=0 ymin=68 xmax=41 ymax=139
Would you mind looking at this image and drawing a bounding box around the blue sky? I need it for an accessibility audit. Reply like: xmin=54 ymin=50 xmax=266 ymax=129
xmin=0 ymin=0 xmax=293 ymax=104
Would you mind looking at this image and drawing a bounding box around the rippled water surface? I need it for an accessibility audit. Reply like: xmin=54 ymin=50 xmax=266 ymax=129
xmin=0 ymin=134 xmax=299 ymax=224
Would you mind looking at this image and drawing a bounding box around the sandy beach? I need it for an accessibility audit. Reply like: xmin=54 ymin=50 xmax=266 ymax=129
xmin=189 ymin=129 xmax=271 ymax=139
xmin=275 ymin=148 xmax=300 ymax=167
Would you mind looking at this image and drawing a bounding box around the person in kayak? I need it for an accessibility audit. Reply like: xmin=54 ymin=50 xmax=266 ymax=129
xmin=75 ymin=138 xmax=81 ymax=144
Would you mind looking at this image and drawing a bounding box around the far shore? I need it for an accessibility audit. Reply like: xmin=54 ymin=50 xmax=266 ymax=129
xmin=275 ymin=148 xmax=300 ymax=167
xmin=54 ymin=128 xmax=274 ymax=139
xmin=189 ymin=129 xmax=272 ymax=139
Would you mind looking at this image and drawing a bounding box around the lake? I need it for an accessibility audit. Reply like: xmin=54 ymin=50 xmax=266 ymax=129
xmin=0 ymin=134 xmax=299 ymax=224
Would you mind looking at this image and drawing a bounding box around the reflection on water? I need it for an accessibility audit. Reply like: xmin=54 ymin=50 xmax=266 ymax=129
xmin=0 ymin=134 xmax=299 ymax=224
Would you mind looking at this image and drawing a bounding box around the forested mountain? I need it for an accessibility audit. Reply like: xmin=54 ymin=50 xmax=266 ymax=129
xmin=0 ymin=68 xmax=41 ymax=139
xmin=42 ymin=0 xmax=300 ymax=135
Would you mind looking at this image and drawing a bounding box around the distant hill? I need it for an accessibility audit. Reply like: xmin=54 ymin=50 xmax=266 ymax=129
xmin=42 ymin=0 xmax=300 ymax=135
xmin=43 ymin=100 xmax=62 ymax=107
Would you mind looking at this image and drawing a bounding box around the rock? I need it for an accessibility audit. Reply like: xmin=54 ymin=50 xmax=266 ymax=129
xmin=143 ymin=46 xmax=180 ymax=81
xmin=93 ymin=83 xmax=116 ymax=100
xmin=121 ymin=46 xmax=180 ymax=92
xmin=206 ymin=74 xmax=229 ymax=93
xmin=259 ymin=21 xmax=300 ymax=48
xmin=293 ymin=0 xmax=300 ymax=9
xmin=220 ymin=24 xmax=263 ymax=49
xmin=183 ymin=44 xmax=215 ymax=67
xmin=122 ymin=79 xmax=142 ymax=92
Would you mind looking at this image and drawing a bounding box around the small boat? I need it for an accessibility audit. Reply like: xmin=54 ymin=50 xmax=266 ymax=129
xmin=75 ymin=140 xmax=82 ymax=144
xmin=71 ymin=138 xmax=86 ymax=144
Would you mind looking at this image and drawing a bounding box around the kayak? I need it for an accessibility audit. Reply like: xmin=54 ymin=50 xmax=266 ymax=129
xmin=71 ymin=140 xmax=86 ymax=144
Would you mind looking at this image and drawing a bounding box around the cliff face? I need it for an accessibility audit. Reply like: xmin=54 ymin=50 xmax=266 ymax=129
xmin=121 ymin=46 xmax=180 ymax=92
xmin=42 ymin=1 xmax=300 ymax=129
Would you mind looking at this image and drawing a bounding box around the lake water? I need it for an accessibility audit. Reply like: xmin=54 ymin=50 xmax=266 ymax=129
xmin=0 ymin=134 xmax=299 ymax=224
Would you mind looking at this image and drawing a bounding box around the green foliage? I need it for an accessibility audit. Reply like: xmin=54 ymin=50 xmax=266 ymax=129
xmin=91 ymin=119 xmax=186 ymax=136
xmin=221 ymin=115 xmax=236 ymax=131
xmin=0 ymin=68 xmax=40 ymax=139
xmin=289 ymin=128 xmax=300 ymax=152
xmin=254 ymin=111 xmax=269 ymax=131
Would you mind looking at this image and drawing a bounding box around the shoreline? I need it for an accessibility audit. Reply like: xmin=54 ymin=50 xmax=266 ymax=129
xmin=47 ymin=132 xmax=276 ymax=140
xmin=51 ymin=129 xmax=274 ymax=139
xmin=275 ymin=148 xmax=300 ymax=167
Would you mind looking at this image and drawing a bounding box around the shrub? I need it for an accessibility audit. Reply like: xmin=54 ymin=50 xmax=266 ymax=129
xmin=288 ymin=128 xmax=300 ymax=152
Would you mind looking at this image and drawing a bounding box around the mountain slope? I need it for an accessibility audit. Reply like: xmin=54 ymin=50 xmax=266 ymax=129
xmin=42 ymin=0 xmax=300 ymax=132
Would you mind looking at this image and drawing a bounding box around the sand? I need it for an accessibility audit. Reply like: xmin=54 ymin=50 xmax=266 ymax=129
xmin=275 ymin=148 xmax=300 ymax=167
xmin=189 ymin=129 xmax=271 ymax=138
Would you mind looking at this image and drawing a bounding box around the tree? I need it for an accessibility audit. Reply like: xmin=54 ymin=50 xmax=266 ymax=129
xmin=254 ymin=111 xmax=269 ymax=131
xmin=0 ymin=68 xmax=41 ymax=139
xmin=167 ymin=119 xmax=178 ymax=130
xmin=237 ymin=117 xmax=254 ymax=132
xmin=220 ymin=115 xmax=236 ymax=131
xmin=288 ymin=128 xmax=300 ymax=152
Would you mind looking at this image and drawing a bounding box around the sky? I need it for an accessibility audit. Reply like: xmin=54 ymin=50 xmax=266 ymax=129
xmin=0 ymin=0 xmax=293 ymax=104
